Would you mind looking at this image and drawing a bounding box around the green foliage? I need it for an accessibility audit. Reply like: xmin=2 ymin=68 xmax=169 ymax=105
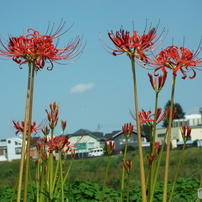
xmin=121 ymin=145 xmax=136 ymax=154
xmin=141 ymin=124 xmax=152 ymax=141
xmin=0 ymin=178 xmax=200 ymax=201
xmin=0 ymin=148 xmax=202 ymax=201
xmin=162 ymin=100 xmax=185 ymax=128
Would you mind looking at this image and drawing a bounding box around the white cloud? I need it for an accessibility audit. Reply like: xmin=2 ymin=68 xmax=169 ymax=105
xmin=70 ymin=83 xmax=94 ymax=93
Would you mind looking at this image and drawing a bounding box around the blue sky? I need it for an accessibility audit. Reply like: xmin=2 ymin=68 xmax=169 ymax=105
xmin=1 ymin=0 xmax=202 ymax=139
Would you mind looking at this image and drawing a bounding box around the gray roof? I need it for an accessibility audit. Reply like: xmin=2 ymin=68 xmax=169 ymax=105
xmin=65 ymin=129 xmax=104 ymax=140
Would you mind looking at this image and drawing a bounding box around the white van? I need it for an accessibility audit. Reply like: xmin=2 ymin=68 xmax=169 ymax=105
xmin=88 ymin=148 xmax=104 ymax=157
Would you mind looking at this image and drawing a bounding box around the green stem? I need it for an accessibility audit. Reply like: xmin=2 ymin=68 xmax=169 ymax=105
xmin=148 ymin=92 xmax=159 ymax=201
xmin=59 ymin=153 xmax=64 ymax=202
xmin=53 ymin=154 xmax=60 ymax=193
xmin=36 ymin=161 xmax=40 ymax=202
xmin=39 ymin=162 xmax=45 ymax=202
xmin=23 ymin=63 xmax=35 ymax=202
xmin=126 ymin=172 xmax=130 ymax=202
xmin=131 ymin=56 xmax=147 ymax=202
xmin=163 ymin=76 xmax=177 ymax=202
xmin=168 ymin=142 xmax=186 ymax=201
xmin=100 ymin=155 xmax=111 ymax=202
xmin=49 ymin=152 xmax=54 ymax=196
xmin=150 ymin=128 xmax=168 ymax=202
xmin=49 ymin=128 xmax=55 ymax=197
xmin=17 ymin=63 xmax=35 ymax=202
xmin=63 ymin=157 xmax=74 ymax=184
xmin=120 ymin=137 xmax=129 ymax=202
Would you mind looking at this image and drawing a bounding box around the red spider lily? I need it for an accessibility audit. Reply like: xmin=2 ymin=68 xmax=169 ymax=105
xmin=148 ymin=72 xmax=167 ymax=93
xmin=151 ymin=46 xmax=202 ymax=79
xmin=180 ymin=125 xmax=192 ymax=142
xmin=104 ymin=140 xmax=115 ymax=155
xmin=137 ymin=110 xmax=154 ymax=125
xmin=12 ymin=120 xmax=45 ymax=136
xmin=41 ymin=126 xmax=50 ymax=136
xmin=46 ymin=136 xmax=70 ymax=153
xmin=61 ymin=120 xmax=67 ymax=131
xmin=45 ymin=102 xmax=59 ymax=129
xmin=122 ymin=159 xmax=132 ymax=173
xmin=102 ymin=22 xmax=165 ymax=63
xmin=147 ymin=154 xmax=155 ymax=165
xmin=0 ymin=21 xmax=82 ymax=71
xmin=36 ymin=141 xmax=48 ymax=161
xmin=132 ymin=108 xmax=166 ymax=126
xmin=122 ymin=123 xmax=134 ymax=135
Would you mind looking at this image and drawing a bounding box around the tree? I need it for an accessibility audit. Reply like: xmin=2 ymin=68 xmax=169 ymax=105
xmin=141 ymin=124 xmax=152 ymax=142
xmin=162 ymin=100 xmax=185 ymax=128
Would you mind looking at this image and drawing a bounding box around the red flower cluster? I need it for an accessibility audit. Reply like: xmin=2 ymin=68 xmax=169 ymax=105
xmin=13 ymin=120 xmax=45 ymax=136
xmin=151 ymin=46 xmax=202 ymax=79
xmin=122 ymin=123 xmax=134 ymax=135
xmin=104 ymin=139 xmax=115 ymax=155
xmin=46 ymin=136 xmax=70 ymax=153
xmin=106 ymin=27 xmax=158 ymax=63
xmin=136 ymin=108 xmax=165 ymax=126
xmin=147 ymin=144 xmax=160 ymax=165
xmin=45 ymin=102 xmax=60 ymax=130
xmin=148 ymin=72 xmax=167 ymax=93
xmin=180 ymin=125 xmax=192 ymax=142
xmin=122 ymin=159 xmax=132 ymax=173
xmin=0 ymin=21 xmax=82 ymax=71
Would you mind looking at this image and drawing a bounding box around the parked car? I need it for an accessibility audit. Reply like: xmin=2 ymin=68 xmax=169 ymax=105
xmin=88 ymin=148 xmax=104 ymax=157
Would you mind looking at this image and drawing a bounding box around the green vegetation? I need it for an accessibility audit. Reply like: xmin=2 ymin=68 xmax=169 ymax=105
xmin=0 ymin=147 xmax=202 ymax=201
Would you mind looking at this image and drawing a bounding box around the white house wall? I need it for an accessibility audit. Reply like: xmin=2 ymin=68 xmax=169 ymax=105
xmin=190 ymin=128 xmax=202 ymax=141
xmin=68 ymin=135 xmax=100 ymax=153
xmin=156 ymin=126 xmax=202 ymax=148
xmin=7 ymin=138 xmax=23 ymax=161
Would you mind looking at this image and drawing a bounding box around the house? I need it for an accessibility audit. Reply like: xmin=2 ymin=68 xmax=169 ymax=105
xmin=155 ymin=125 xmax=202 ymax=149
xmin=0 ymin=137 xmax=23 ymax=161
xmin=172 ymin=114 xmax=202 ymax=127
xmin=104 ymin=130 xmax=147 ymax=154
xmin=65 ymin=129 xmax=104 ymax=158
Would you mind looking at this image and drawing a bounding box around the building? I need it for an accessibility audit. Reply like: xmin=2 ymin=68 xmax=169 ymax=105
xmin=104 ymin=130 xmax=147 ymax=154
xmin=172 ymin=114 xmax=202 ymax=127
xmin=0 ymin=137 xmax=23 ymax=161
xmin=156 ymin=114 xmax=202 ymax=148
xmin=65 ymin=129 xmax=104 ymax=158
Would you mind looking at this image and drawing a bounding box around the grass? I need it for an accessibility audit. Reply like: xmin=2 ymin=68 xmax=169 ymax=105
xmin=0 ymin=147 xmax=202 ymax=190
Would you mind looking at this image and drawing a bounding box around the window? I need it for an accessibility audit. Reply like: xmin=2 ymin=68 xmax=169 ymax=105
xmin=128 ymin=138 xmax=136 ymax=143
xmin=158 ymin=133 xmax=165 ymax=138
xmin=119 ymin=138 xmax=126 ymax=145
xmin=8 ymin=140 xmax=11 ymax=144
xmin=0 ymin=149 xmax=4 ymax=155
xmin=88 ymin=142 xmax=95 ymax=149
xmin=15 ymin=147 xmax=22 ymax=155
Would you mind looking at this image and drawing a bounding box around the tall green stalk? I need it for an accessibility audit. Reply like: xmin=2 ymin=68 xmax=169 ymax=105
xmin=131 ymin=56 xmax=147 ymax=202
xmin=168 ymin=141 xmax=186 ymax=201
xmin=63 ymin=156 xmax=74 ymax=184
xmin=49 ymin=128 xmax=55 ymax=197
xmin=59 ymin=153 xmax=64 ymax=202
xmin=100 ymin=154 xmax=111 ymax=202
xmin=163 ymin=75 xmax=177 ymax=202
xmin=17 ymin=62 xmax=35 ymax=202
xmin=23 ymin=63 xmax=35 ymax=201
xmin=120 ymin=137 xmax=129 ymax=202
xmin=126 ymin=171 xmax=131 ymax=202
xmin=150 ymin=128 xmax=168 ymax=202
xmin=148 ymin=92 xmax=159 ymax=201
